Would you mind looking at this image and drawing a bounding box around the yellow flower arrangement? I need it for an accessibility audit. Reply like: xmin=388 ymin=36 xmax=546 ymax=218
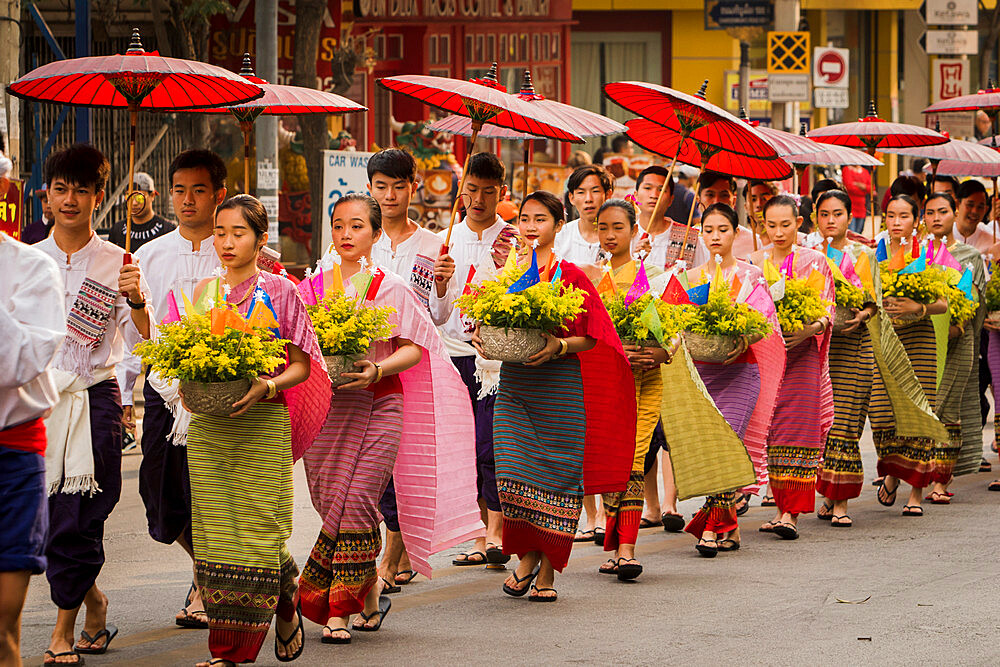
xmin=135 ymin=311 xmax=287 ymax=383
xmin=680 ymin=282 xmax=772 ymax=339
xmin=602 ymin=291 xmax=684 ymax=343
xmin=944 ymin=283 xmax=977 ymax=326
xmin=834 ymin=279 xmax=865 ymax=309
xmin=307 ymin=293 xmax=396 ymax=356
xmin=455 ymin=263 xmax=586 ymax=331
xmin=775 ymin=278 xmax=832 ymax=333
xmin=879 ymin=263 xmax=947 ymax=305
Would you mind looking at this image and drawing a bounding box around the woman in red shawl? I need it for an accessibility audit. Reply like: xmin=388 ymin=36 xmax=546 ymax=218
xmin=472 ymin=191 xmax=636 ymax=602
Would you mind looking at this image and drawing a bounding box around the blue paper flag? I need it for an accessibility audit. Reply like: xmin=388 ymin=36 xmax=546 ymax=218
xmin=550 ymin=262 xmax=563 ymax=283
xmin=876 ymin=237 xmax=888 ymax=262
xmin=899 ymin=255 xmax=926 ymax=275
xmin=957 ymin=268 xmax=974 ymax=300
xmin=687 ymin=282 xmax=711 ymax=305
xmin=507 ymin=249 xmax=540 ymax=293
xmin=826 ymin=244 xmax=845 ymax=264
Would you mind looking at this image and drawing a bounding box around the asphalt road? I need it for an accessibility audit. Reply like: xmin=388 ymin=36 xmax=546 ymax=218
xmin=19 ymin=424 xmax=1000 ymax=666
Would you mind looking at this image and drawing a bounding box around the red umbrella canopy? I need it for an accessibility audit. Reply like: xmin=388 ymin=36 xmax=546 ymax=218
xmin=625 ymin=118 xmax=793 ymax=180
xmin=189 ymin=54 xmax=366 ymax=123
xmin=604 ymin=79 xmax=779 ymax=157
xmin=807 ymin=101 xmax=947 ymax=151
xmin=7 ymin=28 xmax=262 ymax=110
xmin=883 ymin=137 xmax=1000 ymax=177
xmin=515 ymin=70 xmax=625 ymax=138
xmin=378 ymin=64 xmax=583 ymax=143
xmin=427 ymin=114 xmax=537 ymax=140
xmin=736 ymin=113 xmax=881 ymax=167
xmin=923 ymin=85 xmax=1000 ymax=114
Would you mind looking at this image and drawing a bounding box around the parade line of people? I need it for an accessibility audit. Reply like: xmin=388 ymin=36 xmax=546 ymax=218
xmin=4 ymin=143 xmax=1000 ymax=667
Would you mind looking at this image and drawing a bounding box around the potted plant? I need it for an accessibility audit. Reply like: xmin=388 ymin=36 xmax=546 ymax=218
xmin=879 ymin=263 xmax=946 ymax=325
xmin=135 ymin=309 xmax=287 ymax=416
xmin=456 ymin=266 xmax=586 ymax=363
xmin=680 ymin=283 xmax=772 ymax=362
xmin=307 ymin=293 xmax=395 ymax=387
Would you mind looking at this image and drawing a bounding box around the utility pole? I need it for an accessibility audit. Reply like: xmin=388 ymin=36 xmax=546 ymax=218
xmin=0 ymin=0 xmax=20 ymax=173
xmin=770 ymin=0 xmax=800 ymax=131
xmin=256 ymin=0 xmax=280 ymax=250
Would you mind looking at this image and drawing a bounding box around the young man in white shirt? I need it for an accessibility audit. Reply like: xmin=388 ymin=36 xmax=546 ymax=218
xmin=35 ymin=144 xmax=152 ymax=662
xmin=953 ymin=179 xmax=995 ymax=253
xmin=0 ymin=233 xmax=66 ymax=666
xmin=127 ymin=150 xmax=227 ymax=629
xmin=430 ymin=152 xmax=517 ymax=567
xmin=630 ymin=166 xmax=677 ymax=269
xmin=555 ymin=164 xmax=613 ymax=265
xmin=364 ymin=148 xmax=441 ymax=588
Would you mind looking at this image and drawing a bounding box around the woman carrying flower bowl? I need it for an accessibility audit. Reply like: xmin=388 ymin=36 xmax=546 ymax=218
xmin=748 ymin=195 xmax=835 ymax=540
xmin=471 ymin=191 xmax=636 ymax=601
xmin=812 ymin=191 xmax=879 ymax=527
xmin=923 ymin=192 xmax=988 ymax=502
xmin=298 ymin=193 xmax=478 ymax=644
xmin=184 ymin=195 xmax=330 ymax=667
xmin=869 ymin=194 xmax=949 ymax=518
xmin=681 ymin=203 xmax=774 ymax=555
xmin=584 ymin=198 xmax=671 ymax=579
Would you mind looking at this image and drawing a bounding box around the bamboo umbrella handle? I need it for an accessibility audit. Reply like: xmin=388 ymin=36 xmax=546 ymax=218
xmin=243 ymin=123 xmax=252 ymax=197
xmin=124 ymin=104 xmax=137 ymax=257
xmin=443 ymin=124 xmax=481 ymax=249
xmin=649 ymin=131 xmax=687 ymax=226
xmin=679 ymin=179 xmax=702 ymax=260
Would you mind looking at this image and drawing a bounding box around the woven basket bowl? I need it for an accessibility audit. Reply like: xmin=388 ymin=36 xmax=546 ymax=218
xmin=479 ymin=325 xmax=546 ymax=363
xmin=832 ymin=305 xmax=854 ymax=333
xmin=324 ymin=353 xmax=366 ymax=388
xmin=179 ymin=378 xmax=252 ymax=417
xmin=682 ymin=331 xmax=737 ymax=363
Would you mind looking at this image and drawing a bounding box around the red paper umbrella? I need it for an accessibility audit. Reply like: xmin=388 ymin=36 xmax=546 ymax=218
xmin=626 ymin=117 xmax=792 ymax=254
xmin=427 ymin=114 xmax=536 ymax=140
xmin=882 ymin=137 xmax=1000 ymax=178
xmin=378 ymin=64 xmax=583 ymax=244
xmin=753 ymin=122 xmax=881 ymax=168
xmin=808 ymin=102 xmax=947 ymax=237
xmin=924 ymin=85 xmax=1000 ymax=140
xmin=178 ymin=54 xmax=367 ymax=193
xmin=6 ymin=28 xmax=264 ymax=254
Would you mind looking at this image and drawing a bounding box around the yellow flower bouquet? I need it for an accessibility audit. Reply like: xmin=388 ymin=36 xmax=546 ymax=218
xmin=455 ymin=263 xmax=586 ymax=362
xmin=307 ymin=294 xmax=395 ymax=386
xmin=775 ymin=278 xmax=832 ymax=334
xmin=602 ymin=291 xmax=684 ymax=347
xmin=985 ymin=270 xmax=1000 ymax=322
xmin=680 ymin=281 xmax=772 ymax=362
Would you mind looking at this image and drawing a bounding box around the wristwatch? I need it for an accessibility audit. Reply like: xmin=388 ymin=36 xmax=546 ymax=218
xmin=126 ymin=296 xmax=146 ymax=310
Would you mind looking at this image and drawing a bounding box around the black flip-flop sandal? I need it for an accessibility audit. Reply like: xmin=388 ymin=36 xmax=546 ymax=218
xmin=696 ymin=538 xmax=718 ymax=557
xmin=502 ymin=567 xmax=539 ymax=597
xmin=871 ymin=477 xmax=884 ymax=487
xmin=901 ymin=504 xmax=924 ymax=516
xmin=528 ymin=584 xmax=558 ymax=602
xmin=734 ymin=493 xmax=751 ymax=517
xmin=758 ymin=521 xmax=778 ymax=533
xmin=830 ymin=514 xmax=853 ymax=527
xmin=773 ymin=523 xmax=799 ymax=540
xmin=573 ymin=529 xmax=596 ymax=543
xmin=661 ymin=513 xmax=685 ymax=533
xmin=988 ymin=479 xmax=1000 ymax=492
xmin=638 ymin=517 xmax=662 ymax=529
xmin=452 ymin=550 xmax=486 ymax=566
xmin=717 ymin=538 xmax=741 ymax=551
xmin=593 ymin=528 xmax=606 ymax=546
xmin=926 ymin=492 xmax=950 ymax=505
xmin=205 ymin=658 xmax=235 ymax=665
xmin=877 ymin=479 xmax=899 ymax=507
xmin=616 ymin=558 xmax=643 ymax=581
xmin=598 ymin=558 xmax=619 ymax=575
xmin=76 ymin=625 xmax=118 ymax=655
xmin=394 ymin=569 xmax=417 ymax=585
xmin=354 ymin=595 xmax=392 ymax=632
xmin=980 ymin=458 xmax=993 ymax=472
xmin=485 ymin=544 xmax=511 ymax=564
xmin=44 ymin=650 xmax=84 ymax=666
xmin=760 ymin=495 xmax=776 ymax=507
xmin=380 ymin=576 xmax=401 ymax=595
xmin=175 ymin=582 xmax=209 ymax=629
xmin=816 ymin=503 xmax=834 ymax=520
xmin=321 ymin=626 xmax=351 ymax=645
xmin=274 ymin=604 xmax=304 ymax=662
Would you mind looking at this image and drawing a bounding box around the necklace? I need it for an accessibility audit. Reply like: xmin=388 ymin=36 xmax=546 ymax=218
xmin=226 ymin=270 xmax=260 ymax=306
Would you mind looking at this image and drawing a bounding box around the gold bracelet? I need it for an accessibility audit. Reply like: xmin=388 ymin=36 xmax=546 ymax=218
xmin=557 ymin=338 xmax=569 ymax=357
xmin=373 ymin=362 xmax=384 ymax=383
xmin=919 ymin=304 xmax=927 ymax=318
xmin=265 ymin=379 xmax=277 ymax=399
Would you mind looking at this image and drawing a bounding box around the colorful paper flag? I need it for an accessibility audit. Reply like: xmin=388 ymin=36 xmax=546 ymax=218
xmin=729 ymin=273 xmax=743 ymax=300
xmin=889 ymin=246 xmax=907 ymax=271
xmin=624 ymin=259 xmax=651 ymax=307
xmin=899 ymin=255 xmax=926 ymax=275
xmin=246 ymin=286 xmax=280 ymax=336
xmin=854 ymin=252 xmax=874 ymax=293
xmin=461 ymin=265 xmax=478 ymax=296
xmin=350 ymin=270 xmax=374 ymax=299
xmin=687 ymin=282 xmax=711 ymax=305
xmin=957 ymin=268 xmax=974 ymax=300
xmin=662 ymin=275 xmax=692 ymax=305
xmin=762 ymin=259 xmax=782 ymax=285
xmin=297 ymin=273 xmax=317 ymax=306
xmin=596 ymin=269 xmax=616 ymax=295
xmin=541 ymin=252 xmax=556 ymax=281
xmin=876 ymin=237 xmax=889 ymax=262
xmin=769 ymin=276 xmax=786 ymax=302
xmin=911 ymin=235 xmax=920 ymax=259
xmin=925 ymin=239 xmax=936 ymax=261
xmin=805 ymin=269 xmax=826 ymax=292
xmin=550 ymin=261 xmax=563 ymax=283
xmin=779 ymin=252 xmax=795 ymax=278
xmin=826 ymin=244 xmax=845 ymax=265
xmin=162 ymin=290 xmax=181 ymax=324
xmin=325 ymin=263 xmax=345 ymax=296
xmin=639 ymin=300 xmax=665 ymax=345
xmin=745 ymin=282 xmax=776 ymax=318
xmin=508 ymin=249 xmax=540 ymax=293
xmin=932 ymin=243 xmax=963 ymax=271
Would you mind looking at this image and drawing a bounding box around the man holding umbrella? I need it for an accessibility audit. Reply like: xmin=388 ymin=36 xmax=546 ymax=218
xmin=107 ymin=172 xmax=175 ymax=252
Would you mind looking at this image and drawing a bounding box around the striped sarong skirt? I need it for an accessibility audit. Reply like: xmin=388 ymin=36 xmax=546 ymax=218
xmin=187 ymin=401 xmax=297 ymax=664
xmin=767 ymin=340 xmax=826 ymax=515
xmin=300 ymin=390 xmax=403 ymax=624
xmin=603 ymin=366 xmax=661 ymax=551
xmin=685 ymin=361 xmax=760 ymax=537
xmin=494 ymin=356 xmax=586 ymax=572
xmin=871 ymin=319 xmax=939 ymax=488
xmin=816 ymin=328 xmax=873 ymax=501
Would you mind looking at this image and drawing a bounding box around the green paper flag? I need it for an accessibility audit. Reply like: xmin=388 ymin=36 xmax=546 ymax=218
xmin=640 ymin=300 xmax=665 ymax=345
xmin=350 ymin=270 xmax=373 ymax=299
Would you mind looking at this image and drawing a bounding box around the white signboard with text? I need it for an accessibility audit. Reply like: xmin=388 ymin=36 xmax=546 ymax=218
xmin=320 ymin=150 xmax=375 ymax=255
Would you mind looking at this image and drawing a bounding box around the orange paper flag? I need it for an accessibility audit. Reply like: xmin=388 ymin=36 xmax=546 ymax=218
xmin=326 ymin=263 xmax=344 ymax=296
xmin=246 ymin=301 xmax=278 ymax=331
xmin=805 ymin=269 xmax=825 ymax=292
xmin=541 ymin=252 xmax=556 ymax=281
xmin=210 ymin=307 xmax=227 ymax=335
xmin=728 ymin=273 xmax=743 ymax=299
xmin=854 ymin=252 xmax=874 ymax=293
xmin=596 ymin=270 xmax=616 ymax=295
xmin=888 ymin=246 xmax=906 ymax=271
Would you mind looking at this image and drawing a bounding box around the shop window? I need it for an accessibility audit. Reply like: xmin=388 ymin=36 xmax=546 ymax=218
xmin=518 ymin=34 xmax=527 ymax=61
xmin=465 ymin=34 xmax=473 ymax=63
xmin=542 ymin=34 xmax=550 ymax=63
xmin=552 ymin=33 xmax=560 ymax=60
xmin=475 ymin=34 xmax=484 ymax=63
xmin=439 ymin=34 xmax=451 ymax=64
xmin=387 ymin=34 xmax=403 ymax=60
xmin=487 ymin=34 xmax=496 ymax=63
xmin=532 ymin=34 xmax=540 ymax=62
xmin=429 ymin=35 xmax=439 ymax=65
xmin=373 ymin=35 xmax=386 ymax=60
xmin=500 ymin=34 xmax=509 ymax=61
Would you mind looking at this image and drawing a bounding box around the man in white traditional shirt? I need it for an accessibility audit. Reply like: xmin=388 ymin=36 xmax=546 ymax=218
xmin=554 ymin=164 xmax=613 ymax=265
xmin=953 ymin=179 xmax=995 ymax=253
xmin=431 ymin=152 xmax=516 ymax=568
xmin=125 ymin=150 xmax=228 ymax=630
xmin=0 ymin=232 xmax=66 ymax=666
xmin=630 ymin=166 xmax=679 ymax=270
xmin=35 ymin=143 xmax=152 ymax=662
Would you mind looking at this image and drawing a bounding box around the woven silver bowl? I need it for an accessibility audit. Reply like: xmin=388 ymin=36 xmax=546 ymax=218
xmin=832 ymin=305 xmax=855 ymax=333
xmin=179 ymin=378 xmax=251 ymax=417
xmin=988 ymin=310 xmax=1000 ymax=324
xmin=479 ymin=325 xmax=546 ymax=363
xmin=682 ymin=331 xmax=736 ymax=363
xmin=622 ymin=338 xmax=661 ymax=349
xmin=324 ymin=353 xmax=366 ymax=388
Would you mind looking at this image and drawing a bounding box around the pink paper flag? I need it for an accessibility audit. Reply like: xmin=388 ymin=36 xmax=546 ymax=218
xmin=745 ymin=282 xmax=776 ymax=319
xmin=162 ymin=290 xmax=182 ymax=324
xmin=933 ymin=243 xmax=962 ymax=271
xmin=297 ymin=273 xmax=318 ymax=305
xmin=624 ymin=259 xmax=651 ymax=307
xmin=779 ymin=252 xmax=795 ymax=279
xmin=925 ymin=239 xmax=935 ymax=261
xmin=838 ymin=252 xmax=864 ymax=289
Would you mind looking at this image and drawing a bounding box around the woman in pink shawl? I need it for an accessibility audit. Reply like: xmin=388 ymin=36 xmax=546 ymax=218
xmin=298 ymin=193 xmax=478 ymax=645
xmin=184 ymin=195 xmax=330 ymax=667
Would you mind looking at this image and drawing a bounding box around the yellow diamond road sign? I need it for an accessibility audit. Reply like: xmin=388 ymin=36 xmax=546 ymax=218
xmin=767 ymin=31 xmax=811 ymax=74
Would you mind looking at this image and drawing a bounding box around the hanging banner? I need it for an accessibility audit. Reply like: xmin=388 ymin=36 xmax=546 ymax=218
xmin=0 ymin=178 xmax=24 ymax=240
